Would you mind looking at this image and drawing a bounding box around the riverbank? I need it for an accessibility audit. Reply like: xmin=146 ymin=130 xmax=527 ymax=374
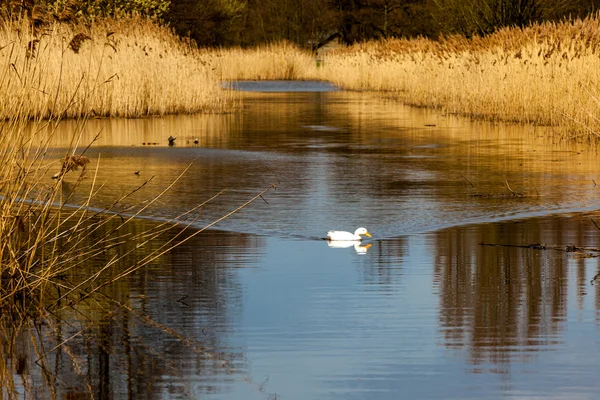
xmin=0 ymin=16 xmax=233 ymax=119
xmin=214 ymin=14 xmax=600 ymax=138
xmin=5 ymin=13 xmax=600 ymax=138
xmin=319 ymin=16 xmax=600 ymax=137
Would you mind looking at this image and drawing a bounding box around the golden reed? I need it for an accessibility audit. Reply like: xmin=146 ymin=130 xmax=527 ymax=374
xmin=318 ymin=14 xmax=600 ymax=137
xmin=0 ymin=15 xmax=233 ymax=119
xmin=215 ymin=14 xmax=600 ymax=137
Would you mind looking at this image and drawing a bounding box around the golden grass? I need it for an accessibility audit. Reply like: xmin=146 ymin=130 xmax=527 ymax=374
xmin=318 ymin=14 xmax=600 ymax=137
xmin=213 ymin=41 xmax=319 ymax=81
xmin=0 ymin=15 xmax=233 ymax=119
xmin=0 ymin=16 xmax=283 ymax=310
xmin=6 ymin=11 xmax=600 ymax=136
xmin=0 ymin=115 xmax=275 ymax=302
xmin=209 ymin=14 xmax=600 ymax=138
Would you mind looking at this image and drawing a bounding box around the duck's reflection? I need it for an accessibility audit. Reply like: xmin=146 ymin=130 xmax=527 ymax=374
xmin=327 ymin=240 xmax=372 ymax=254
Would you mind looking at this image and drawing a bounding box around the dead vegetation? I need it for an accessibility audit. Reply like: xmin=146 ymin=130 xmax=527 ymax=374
xmin=0 ymin=13 xmax=275 ymax=396
xmin=0 ymin=111 xmax=276 ymax=393
xmin=318 ymin=13 xmax=600 ymax=138
xmin=6 ymin=6 xmax=600 ymax=138
xmin=210 ymin=13 xmax=600 ymax=138
xmin=480 ymin=217 xmax=600 ymax=283
xmin=461 ymin=176 xmax=540 ymax=199
xmin=0 ymin=14 xmax=234 ymax=119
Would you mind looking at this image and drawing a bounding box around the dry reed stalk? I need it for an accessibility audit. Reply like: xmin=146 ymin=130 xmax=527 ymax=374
xmin=207 ymin=13 xmax=600 ymax=138
xmin=0 ymin=14 xmax=279 ymax=308
xmin=316 ymin=13 xmax=600 ymax=137
xmin=212 ymin=41 xmax=320 ymax=81
xmin=0 ymin=15 xmax=234 ymax=119
xmin=0 ymin=13 xmax=283 ymax=398
xmin=0 ymin=95 xmax=275 ymax=398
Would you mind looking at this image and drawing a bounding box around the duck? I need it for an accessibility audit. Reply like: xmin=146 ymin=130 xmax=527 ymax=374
xmin=327 ymin=227 xmax=371 ymax=241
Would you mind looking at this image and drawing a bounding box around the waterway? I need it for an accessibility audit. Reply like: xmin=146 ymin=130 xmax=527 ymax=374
xmin=8 ymin=81 xmax=600 ymax=399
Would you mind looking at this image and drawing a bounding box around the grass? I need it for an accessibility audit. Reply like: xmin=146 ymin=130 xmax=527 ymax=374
xmin=211 ymin=13 xmax=600 ymax=138
xmin=6 ymin=11 xmax=600 ymax=137
xmin=0 ymin=115 xmax=276 ymax=394
xmin=317 ymin=14 xmax=600 ymax=137
xmin=0 ymin=14 xmax=278 ymax=396
xmin=213 ymin=41 xmax=319 ymax=81
xmin=2 ymin=9 xmax=600 ymax=395
xmin=4 ymin=9 xmax=600 ymax=302
xmin=0 ymin=15 xmax=233 ymax=119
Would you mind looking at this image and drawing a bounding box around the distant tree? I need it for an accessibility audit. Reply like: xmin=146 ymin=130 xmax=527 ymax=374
xmin=241 ymin=0 xmax=335 ymax=46
xmin=11 ymin=0 xmax=599 ymax=47
xmin=48 ymin=0 xmax=170 ymax=20
xmin=430 ymin=0 xmax=599 ymax=36
xmin=328 ymin=0 xmax=429 ymax=43
xmin=164 ymin=0 xmax=247 ymax=46
xmin=367 ymin=0 xmax=434 ymax=38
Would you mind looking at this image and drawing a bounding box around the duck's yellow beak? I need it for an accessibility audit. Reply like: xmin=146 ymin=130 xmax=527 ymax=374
xmin=365 ymin=232 xmax=372 ymax=238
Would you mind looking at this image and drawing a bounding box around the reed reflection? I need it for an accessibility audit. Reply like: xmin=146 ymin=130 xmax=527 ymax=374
xmin=434 ymin=215 xmax=600 ymax=370
xmin=48 ymin=113 xmax=241 ymax=148
xmin=2 ymin=222 xmax=265 ymax=398
xmin=354 ymin=238 xmax=407 ymax=287
xmin=36 ymin=90 xmax=600 ymax=242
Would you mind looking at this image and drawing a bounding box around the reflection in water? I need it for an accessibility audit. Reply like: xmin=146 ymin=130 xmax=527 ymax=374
xmin=6 ymin=204 xmax=600 ymax=398
xmin=2 ymin=224 xmax=266 ymax=398
xmin=433 ymin=215 xmax=600 ymax=373
xmin=41 ymin=90 xmax=600 ymax=240
xmin=11 ymin=88 xmax=600 ymax=399
xmin=326 ymin=240 xmax=372 ymax=254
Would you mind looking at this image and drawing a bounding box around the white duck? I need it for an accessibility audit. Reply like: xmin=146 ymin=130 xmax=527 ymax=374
xmin=327 ymin=227 xmax=372 ymax=241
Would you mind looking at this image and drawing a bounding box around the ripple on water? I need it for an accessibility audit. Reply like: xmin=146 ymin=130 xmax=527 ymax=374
xmin=27 ymin=88 xmax=600 ymax=399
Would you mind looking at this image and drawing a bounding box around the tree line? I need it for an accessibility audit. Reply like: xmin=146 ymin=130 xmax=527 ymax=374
xmin=4 ymin=0 xmax=600 ymax=46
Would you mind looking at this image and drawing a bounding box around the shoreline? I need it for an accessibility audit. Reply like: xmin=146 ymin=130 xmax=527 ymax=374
xmin=4 ymin=14 xmax=600 ymax=135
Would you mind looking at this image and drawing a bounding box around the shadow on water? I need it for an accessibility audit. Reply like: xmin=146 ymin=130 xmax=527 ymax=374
xmin=9 ymin=83 xmax=600 ymax=399
xmin=1 ymin=223 xmax=267 ymax=399
xmin=42 ymin=89 xmax=600 ymax=240
xmin=8 ymin=213 xmax=600 ymax=398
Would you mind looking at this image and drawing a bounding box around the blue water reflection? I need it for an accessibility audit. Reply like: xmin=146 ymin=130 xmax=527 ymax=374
xmin=21 ymin=85 xmax=600 ymax=399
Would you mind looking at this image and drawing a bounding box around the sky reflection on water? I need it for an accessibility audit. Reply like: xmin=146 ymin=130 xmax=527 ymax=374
xmin=14 ymin=214 xmax=600 ymax=399
xmin=8 ymin=86 xmax=600 ymax=399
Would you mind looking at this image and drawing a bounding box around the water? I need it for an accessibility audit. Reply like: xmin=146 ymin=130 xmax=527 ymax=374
xmin=223 ymin=80 xmax=340 ymax=92
xmin=46 ymin=94 xmax=600 ymax=240
xmin=9 ymin=82 xmax=600 ymax=399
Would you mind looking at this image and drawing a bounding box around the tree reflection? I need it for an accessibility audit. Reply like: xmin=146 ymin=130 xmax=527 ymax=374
xmin=434 ymin=216 xmax=600 ymax=370
xmin=1 ymin=222 xmax=264 ymax=398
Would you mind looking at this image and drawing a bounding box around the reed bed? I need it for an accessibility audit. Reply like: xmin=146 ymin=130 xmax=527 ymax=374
xmin=208 ymin=14 xmax=600 ymax=137
xmin=0 ymin=19 xmax=281 ymax=396
xmin=212 ymin=41 xmax=319 ymax=81
xmin=6 ymin=11 xmax=600 ymax=135
xmin=319 ymin=14 xmax=600 ymax=136
xmin=0 ymin=16 xmax=233 ymax=119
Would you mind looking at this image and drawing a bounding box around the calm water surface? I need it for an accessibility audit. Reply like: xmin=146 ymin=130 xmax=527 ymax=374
xmin=13 ymin=82 xmax=600 ymax=398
